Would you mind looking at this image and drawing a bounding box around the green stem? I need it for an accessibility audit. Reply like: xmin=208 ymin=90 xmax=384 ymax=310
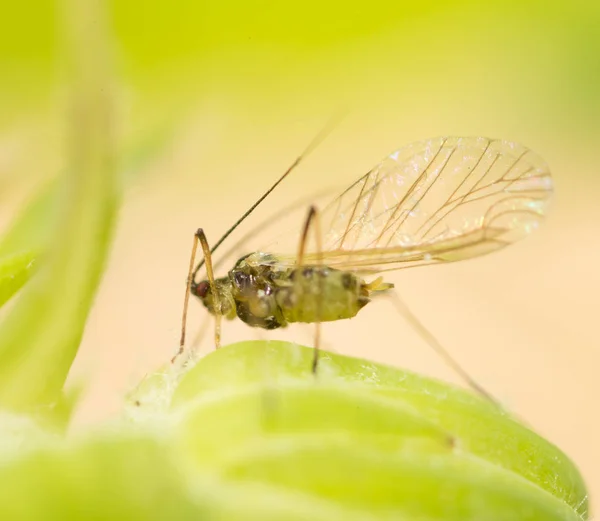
xmin=0 ymin=0 xmax=118 ymax=410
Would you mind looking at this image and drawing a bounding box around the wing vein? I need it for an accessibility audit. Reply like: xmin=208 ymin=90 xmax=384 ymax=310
xmin=374 ymin=138 xmax=448 ymax=247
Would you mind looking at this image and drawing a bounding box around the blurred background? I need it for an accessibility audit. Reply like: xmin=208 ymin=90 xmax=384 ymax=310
xmin=2 ymin=0 xmax=598 ymax=504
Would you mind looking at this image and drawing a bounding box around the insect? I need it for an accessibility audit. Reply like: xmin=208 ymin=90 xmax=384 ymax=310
xmin=177 ymin=134 xmax=552 ymax=389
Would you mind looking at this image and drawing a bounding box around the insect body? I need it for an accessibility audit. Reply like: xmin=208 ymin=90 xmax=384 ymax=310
xmin=192 ymin=251 xmax=394 ymax=329
xmin=178 ymin=135 xmax=553 ymax=379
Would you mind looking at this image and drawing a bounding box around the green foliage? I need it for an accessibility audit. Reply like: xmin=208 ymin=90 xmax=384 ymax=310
xmin=0 ymin=180 xmax=61 ymax=310
xmin=0 ymin=436 xmax=208 ymax=520
xmin=0 ymin=342 xmax=589 ymax=520
xmin=0 ymin=251 xmax=38 ymax=308
xmin=169 ymin=341 xmax=588 ymax=521
xmin=0 ymin=0 xmax=118 ymax=415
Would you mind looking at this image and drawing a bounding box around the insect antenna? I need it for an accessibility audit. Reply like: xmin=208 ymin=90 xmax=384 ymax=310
xmin=191 ymin=112 xmax=346 ymax=282
xmin=387 ymin=292 xmax=502 ymax=407
xmin=212 ymin=188 xmax=335 ymax=273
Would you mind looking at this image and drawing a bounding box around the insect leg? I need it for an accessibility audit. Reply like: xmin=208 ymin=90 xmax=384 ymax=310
xmin=187 ymin=317 xmax=212 ymax=361
xmin=386 ymin=291 xmax=502 ymax=407
xmin=173 ymin=228 xmax=222 ymax=364
xmin=297 ymin=205 xmax=324 ymax=374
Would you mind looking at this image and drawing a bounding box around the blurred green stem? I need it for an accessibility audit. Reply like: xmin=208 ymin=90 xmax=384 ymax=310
xmin=0 ymin=0 xmax=118 ymax=410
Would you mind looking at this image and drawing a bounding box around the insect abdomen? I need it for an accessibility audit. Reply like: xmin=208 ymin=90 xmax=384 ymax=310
xmin=275 ymin=267 xmax=368 ymax=324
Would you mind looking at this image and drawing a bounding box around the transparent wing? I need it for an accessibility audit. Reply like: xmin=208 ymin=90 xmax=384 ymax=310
xmin=258 ymin=136 xmax=552 ymax=274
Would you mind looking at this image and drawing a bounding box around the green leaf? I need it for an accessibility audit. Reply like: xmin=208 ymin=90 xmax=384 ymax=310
xmin=0 ymin=251 xmax=38 ymax=308
xmin=0 ymin=341 xmax=585 ymax=520
xmin=0 ymin=436 xmax=209 ymax=521
xmin=170 ymin=341 xmax=589 ymax=521
xmin=0 ymin=181 xmax=57 ymax=311
xmin=0 ymin=430 xmax=422 ymax=521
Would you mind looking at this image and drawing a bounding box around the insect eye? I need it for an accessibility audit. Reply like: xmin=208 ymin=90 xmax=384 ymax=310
xmin=194 ymin=280 xmax=210 ymax=298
